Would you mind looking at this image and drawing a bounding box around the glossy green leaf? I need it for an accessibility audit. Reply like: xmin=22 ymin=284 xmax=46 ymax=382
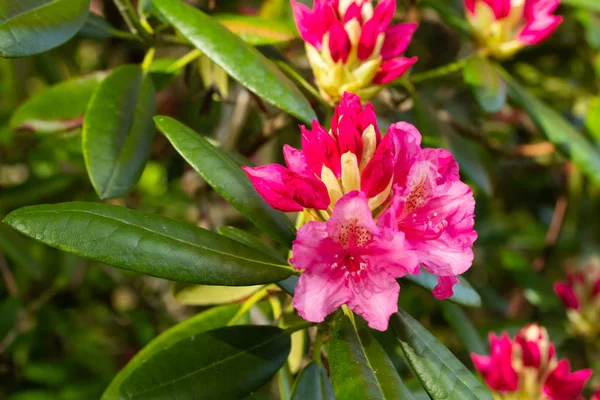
xmin=152 ymin=0 xmax=316 ymax=124
xmin=390 ymin=309 xmax=493 ymax=400
xmin=0 ymin=223 xmax=41 ymax=278
xmin=172 ymin=282 xmax=262 ymax=306
xmin=329 ymin=314 xmax=415 ymax=400
xmin=290 ymin=362 xmax=335 ymax=400
xmin=216 ymin=14 xmax=297 ymax=45
xmin=464 ymin=57 xmax=506 ymax=113
xmin=103 ymin=304 xmax=242 ymax=398
xmin=0 ymin=0 xmax=91 ymax=58
xmin=109 ymin=325 xmax=291 ymax=400
xmin=10 ymin=72 xmax=106 ymax=134
xmin=403 ymin=271 xmax=481 ymax=307
xmin=83 ymin=64 xmax=157 ymax=199
xmin=3 ymin=202 xmax=293 ymax=285
xmin=155 ymin=116 xmax=296 ymax=247
xmin=499 ymin=65 xmax=600 ymax=185
xmin=440 ymin=302 xmax=486 ymax=356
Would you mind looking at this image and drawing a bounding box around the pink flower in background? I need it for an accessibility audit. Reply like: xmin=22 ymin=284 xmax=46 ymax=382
xmin=243 ymin=92 xmax=477 ymax=327
xmin=290 ymin=191 xmax=417 ymax=330
xmin=464 ymin=0 xmax=562 ymax=58
xmin=291 ymin=0 xmax=417 ymax=104
xmin=554 ymin=257 xmax=600 ymax=338
xmin=472 ymin=324 xmax=591 ymax=400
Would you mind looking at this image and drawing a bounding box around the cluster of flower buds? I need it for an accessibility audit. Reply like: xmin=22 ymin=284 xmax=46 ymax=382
xmin=472 ymin=324 xmax=592 ymax=400
xmin=291 ymin=0 xmax=418 ymax=104
xmin=464 ymin=0 xmax=563 ymax=59
xmin=554 ymin=257 xmax=600 ymax=339
xmin=243 ymin=92 xmax=476 ymax=330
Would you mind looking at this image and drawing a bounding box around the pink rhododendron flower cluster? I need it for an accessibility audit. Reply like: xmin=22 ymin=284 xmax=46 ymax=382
xmin=472 ymin=324 xmax=592 ymax=400
xmin=291 ymin=0 xmax=417 ymax=104
xmin=243 ymin=92 xmax=476 ymax=330
xmin=465 ymin=0 xmax=563 ymax=59
xmin=554 ymin=257 xmax=600 ymax=339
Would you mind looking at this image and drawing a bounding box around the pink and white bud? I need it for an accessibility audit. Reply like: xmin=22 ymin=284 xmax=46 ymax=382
xmin=291 ymin=0 xmax=417 ymax=104
xmin=472 ymin=324 xmax=591 ymax=400
xmin=464 ymin=0 xmax=563 ymax=59
xmin=554 ymin=257 xmax=600 ymax=339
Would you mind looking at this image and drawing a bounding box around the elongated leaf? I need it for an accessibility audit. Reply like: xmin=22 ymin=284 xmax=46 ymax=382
xmin=172 ymin=282 xmax=261 ymax=306
xmin=155 ymin=116 xmax=296 ymax=247
xmin=498 ymin=65 xmax=600 ymax=185
xmin=329 ymin=314 xmax=415 ymax=400
xmin=391 ymin=309 xmax=493 ymax=400
xmin=0 ymin=0 xmax=90 ymax=58
xmin=78 ymin=13 xmax=117 ymax=39
xmin=440 ymin=302 xmax=486 ymax=356
xmin=464 ymin=57 xmax=506 ymax=113
xmin=586 ymin=96 xmax=600 ymax=144
xmin=103 ymin=304 xmax=242 ymax=398
xmin=216 ymin=14 xmax=297 ymax=45
xmin=152 ymin=0 xmax=316 ymax=124
xmin=3 ymin=202 xmax=293 ymax=285
xmin=0 ymin=223 xmax=41 ymax=278
xmin=290 ymin=362 xmax=335 ymax=400
xmin=83 ymin=64 xmax=157 ymax=199
xmin=112 ymin=325 xmax=291 ymax=400
xmin=10 ymin=72 xmax=106 ymax=134
xmin=404 ymin=271 xmax=481 ymax=307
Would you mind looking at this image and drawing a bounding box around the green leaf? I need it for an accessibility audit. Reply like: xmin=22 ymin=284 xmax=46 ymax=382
xmin=464 ymin=57 xmax=506 ymax=113
xmin=148 ymin=58 xmax=180 ymax=91
xmin=403 ymin=271 xmax=481 ymax=307
xmin=0 ymin=223 xmax=41 ymax=278
xmin=216 ymin=14 xmax=297 ymax=45
xmin=108 ymin=325 xmax=291 ymax=400
xmin=10 ymin=72 xmax=106 ymax=134
xmin=562 ymin=0 xmax=600 ymax=11
xmin=172 ymin=282 xmax=262 ymax=306
xmin=440 ymin=302 xmax=486 ymax=356
xmin=498 ymin=65 xmax=600 ymax=186
xmin=78 ymin=13 xmax=117 ymax=39
xmin=3 ymin=202 xmax=293 ymax=285
xmin=155 ymin=116 xmax=296 ymax=247
xmin=290 ymin=362 xmax=335 ymax=400
xmin=152 ymin=0 xmax=316 ymax=124
xmin=83 ymin=64 xmax=157 ymax=199
xmin=103 ymin=304 xmax=242 ymax=398
xmin=0 ymin=175 xmax=74 ymax=211
xmin=586 ymin=96 xmax=600 ymax=144
xmin=0 ymin=0 xmax=91 ymax=58
xmin=390 ymin=309 xmax=493 ymax=400
xmin=329 ymin=314 xmax=415 ymax=400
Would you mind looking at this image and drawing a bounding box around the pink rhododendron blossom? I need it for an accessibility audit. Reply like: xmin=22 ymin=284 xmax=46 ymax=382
xmin=554 ymin=257 xmax=600 ymax=338
xmin=464 ymin=0 xmax=562 ymax=58
xmin=243 ymin=92 xmax=477 ymax=328
xmin=291 ymin=0 xmax=417 ymax=104
xmin=472 ymin=324 xmax=591 ymax=400
xmin=290 ymin=191 xmax=418 ymax=330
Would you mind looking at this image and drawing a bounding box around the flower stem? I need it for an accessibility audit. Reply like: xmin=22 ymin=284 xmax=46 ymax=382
xmin=167 ymin=49 xmax=204 ymax=73
xmin=409 ymin=55 xmax=476 ymax=84
xmin=312 ymin=330 xmax=323 ymax=365
xmin=113 ymin=0 xmax=152 ymax=43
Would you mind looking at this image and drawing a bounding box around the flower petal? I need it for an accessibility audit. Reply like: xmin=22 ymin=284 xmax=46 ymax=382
xmin=328 ymin=21 xmax=352 ymax=63
xmin=543 ymin=360 xmax=591 ymax=400
xmin=361 ymin=132 xmax=395 ymax=198
xmin=291 ymin=221 xmax=334 ymax=273
xmin=283 ymin=144 xmax=311 ymax=175
xmin=372 ymin=57 xmax=418 ymax=84
xmin=518 ymin=14 xmax=562 ymax=45
xmin=381 ymin=23 xmax=418 ymax=59
xmin=554 ymin=282 xmax=580 ymax=310
xmin=348 ymin=273 xmax=400 ymax=331
xmin=293 ymin=269 xmax=353 ymax=323
xmin=326 ymin=191 xmax=379 ymax=244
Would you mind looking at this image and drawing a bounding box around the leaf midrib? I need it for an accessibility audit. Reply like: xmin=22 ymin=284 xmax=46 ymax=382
xmin=10 ymin=207 xmax=290 ymax=270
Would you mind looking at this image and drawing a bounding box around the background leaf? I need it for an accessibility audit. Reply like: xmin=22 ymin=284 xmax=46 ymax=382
xmin=464 ymin=57 xmax=506 ymax=113
xmin=290 ymin=362 xmax=335 ymax=400
xmin=216 ymin=14 xmax=297 ymax=45
xmin=403 ymin=271 xmax=481 ymax=307
xmin=440 ymin=302 xmax=487 ymax=356
xmin=172 ymin=283 xmax=262 ymax=306
xmin=83 ymin=64 xmax=156 ymax=199
xmin=3 ymin=202 xmax=293 ymax=285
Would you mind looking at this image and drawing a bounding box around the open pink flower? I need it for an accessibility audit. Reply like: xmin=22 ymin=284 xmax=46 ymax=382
xmin=472 ymin=324 xmax=591 ymax=399
xmin=290 ymin=191 xmax=417 ymax=330
xmin=291 ymin=0 xmax=417 ymax=103
xmin=464 ymin=0 xmax=562 ymax=58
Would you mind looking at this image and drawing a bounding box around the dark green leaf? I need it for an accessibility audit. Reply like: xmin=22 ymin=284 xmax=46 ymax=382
xmin=3 ymin=202 xmax=293 ymax=285
xmin=148 ymin=58 xmax=180 ymax=91
xmin=217 ymin=226 xmax=287 ymax=263
xmin=464 ymin=57 xmax=506 ymax=113
xmin=155 ymin=116 xmax=296 ymax=247
xmin=329 ymin=314 xmax=415 ymax=400
xmin=0 ymin=0 xmax=91 ymax=58
xmin=440 ymin=302 xmax=486 ymax=356
xmin=152 ymin=0 xmax=316 ymax=124
xmin=404 ymin=271 xmax=481 ymax=307
xmin=110 ymin=325 xmax=291 ymax=400
xmin=216 ymin=14 xmax=297 ymax=45
xmin=172 ymin=282 xmax=261 ymax=306
xmin=390 ymin=309 xmax=493 ymax=400
xmin=78 ymin=13 xmax=117 ymax=39
xmin=0 ymin=223 xmax=41 ymax=278
xmin=290 ymin=362 xmax=335 ymax=400
xmin=103 ymin=304 xmax=242 ymax=398
xmin=83 ymin=64 xmax=157 ymax=199
xmin=10 ymin=72 xmax=106 ymax=134
xmin=499 ymin=65 xmax=600 ymax=185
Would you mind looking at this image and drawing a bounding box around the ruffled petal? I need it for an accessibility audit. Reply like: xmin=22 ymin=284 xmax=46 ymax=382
xmin=326 ymin=191 xmax=379 ymax=244
xmin=283 ymin=144 xmax=310 ymax=175
xmin=348 ymin=273 xmax=400 ymax=331
xmin=290 ymin=221 xmax=331 ymax=272
xmin=293 ymin=269 xmax=353 ymax=323
xmin=381 ymin=23 xmax=418 ymax=59
xmin=432 ymin=275 xmax=459 ymax=299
